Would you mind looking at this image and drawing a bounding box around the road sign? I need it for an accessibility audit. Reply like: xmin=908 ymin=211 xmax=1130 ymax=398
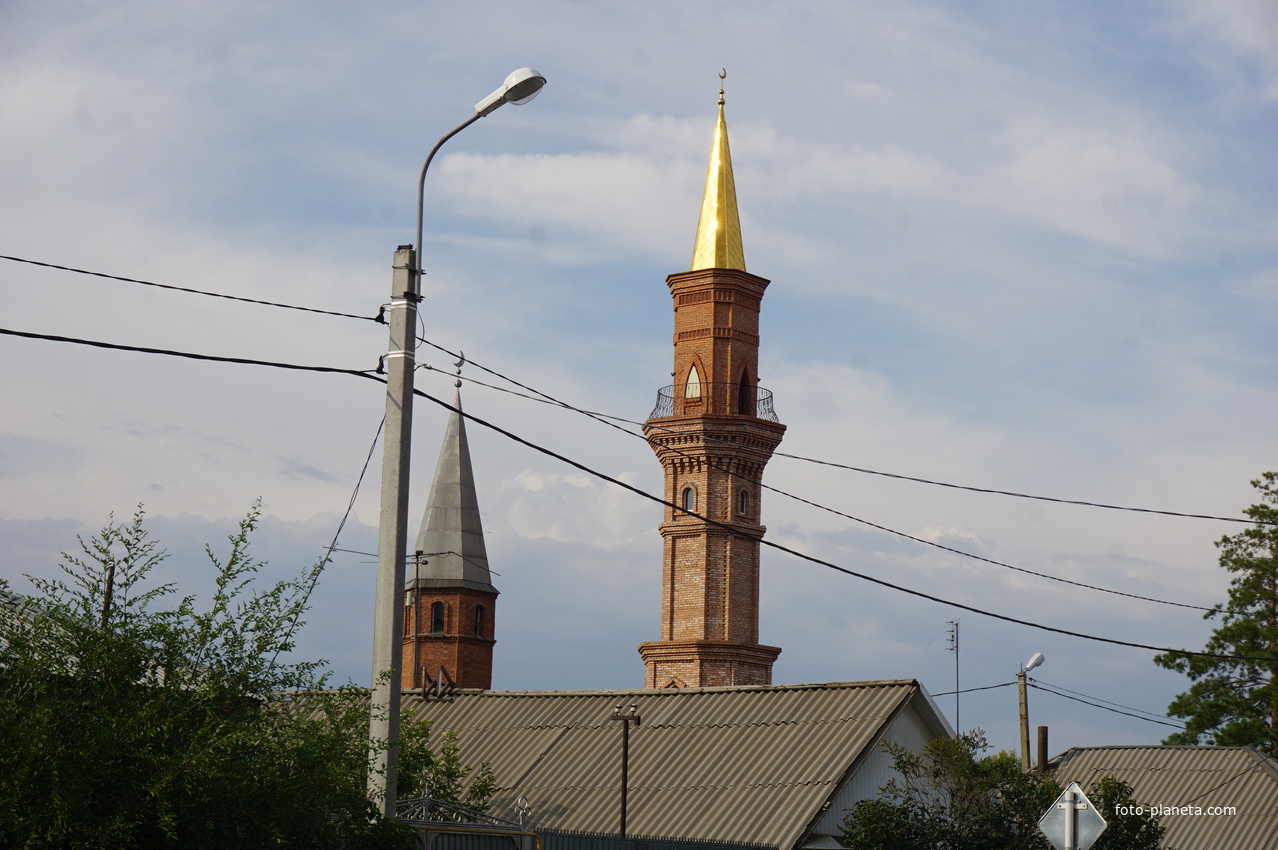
xmin=1038 ymin=782 xmax=1107 ymax=850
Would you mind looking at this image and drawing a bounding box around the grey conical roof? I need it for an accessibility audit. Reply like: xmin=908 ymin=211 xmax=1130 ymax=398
xmin=411 ymin=389 xmax=497 ymax=594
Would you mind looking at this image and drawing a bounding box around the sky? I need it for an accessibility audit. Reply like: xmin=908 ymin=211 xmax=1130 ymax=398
xmin=1 ymin=0 xmax=1276 ymax=761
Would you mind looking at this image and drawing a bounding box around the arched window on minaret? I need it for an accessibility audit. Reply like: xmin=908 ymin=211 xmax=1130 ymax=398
xmin=737 ymin=369 xmax=753 ymax=415
xmin=681 ymin=486 xmax=696 ymax=513
xmin=474 ymin=605 xmax=485 ymax=638
xmin=738 ymin=488 xmax=750 ymax=516
xmin=685 ymin=364 xmax=702 ymax=399
xmin=430 ymin=601 xmax=445 ymax=635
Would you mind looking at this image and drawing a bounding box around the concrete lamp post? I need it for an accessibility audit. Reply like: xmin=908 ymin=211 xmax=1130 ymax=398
xmin=368 ymin=67 xmax=546 ymax=817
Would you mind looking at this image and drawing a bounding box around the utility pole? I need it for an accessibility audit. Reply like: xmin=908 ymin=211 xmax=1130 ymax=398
xmin=946 ymin=619 xmax=959 ymax=732
xmin=363 ymin=67 xmax=545 ymax=821
xmin=368 ymin=245 xmax=418 ymax=815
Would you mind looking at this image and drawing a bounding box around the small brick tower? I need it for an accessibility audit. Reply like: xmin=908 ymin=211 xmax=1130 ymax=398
xmin=638 ymin=82 xmax=786 ymax=688
xmin=402 ymin=382 xmax=497 ymax=690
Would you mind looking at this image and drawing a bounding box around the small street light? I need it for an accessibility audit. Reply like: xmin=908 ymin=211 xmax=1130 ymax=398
xmin=368 ymin=67 xmax=546 ymax=818
xmin=610 ymin=704 xmax=642 ymax=836
xmin=1018 ymin=652 xmax=1045 ymax=772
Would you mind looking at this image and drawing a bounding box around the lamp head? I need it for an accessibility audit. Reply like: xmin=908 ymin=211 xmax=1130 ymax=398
xmin=475 ymin=67 xmax=547 ymax=117
xmin=1024 ymin=652 xmax=1045 ymax=673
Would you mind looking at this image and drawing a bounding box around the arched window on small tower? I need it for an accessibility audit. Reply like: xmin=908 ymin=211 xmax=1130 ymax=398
xmin=430 ymin=601 xmax=445 ymax=635
xmin=681 ymin=486 xmax=695 ymax=514
xmin=474 ymin=605 xmax=485 ymax=638
xmin=738 ymin=488 xmax=750 ymax=516
xmin=684 ymin=364 xmax=702 ymax=399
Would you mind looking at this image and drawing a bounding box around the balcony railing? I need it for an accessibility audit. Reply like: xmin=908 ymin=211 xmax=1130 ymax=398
xmin=648 ymin=383 xmax=779 ymax=422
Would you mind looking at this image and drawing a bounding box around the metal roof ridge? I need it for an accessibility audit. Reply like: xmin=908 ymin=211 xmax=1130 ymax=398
xmin=413 ymin=679 xmax=920 ymax=697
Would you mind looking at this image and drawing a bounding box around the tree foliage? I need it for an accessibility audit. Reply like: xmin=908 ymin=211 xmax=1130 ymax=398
xmin=1086 ymin=777 xmax=1165 ymax=850
xmin=840 ymin=732 xmax=1058 ymax=850
xmin=839 ymin=731 xmax=1163 ymax=850
xmin=0 ymin=506 xmax=494 ymax=849
xmin=1155 ymin=472 xmax=1278 ymax=754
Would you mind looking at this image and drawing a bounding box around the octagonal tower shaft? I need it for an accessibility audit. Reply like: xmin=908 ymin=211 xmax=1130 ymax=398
xmin=639 ymin=267 xmax=785 ymax=688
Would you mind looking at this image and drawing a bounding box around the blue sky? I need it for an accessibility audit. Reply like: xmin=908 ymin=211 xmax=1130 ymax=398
xmin=1 ymin=0 xmax=1276 ymax=758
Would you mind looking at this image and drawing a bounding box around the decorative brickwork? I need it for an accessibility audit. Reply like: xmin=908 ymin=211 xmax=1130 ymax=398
xmin=639 ymin=264 xmax=785 ymax=688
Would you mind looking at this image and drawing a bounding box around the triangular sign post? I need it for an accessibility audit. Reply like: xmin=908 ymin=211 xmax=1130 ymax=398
xmin=1038 ymin=781 xmax=1107 ymax=850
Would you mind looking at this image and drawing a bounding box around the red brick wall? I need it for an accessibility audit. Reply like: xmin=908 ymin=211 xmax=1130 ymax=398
xmin=402 ymin=587 xmax=497 ymax=690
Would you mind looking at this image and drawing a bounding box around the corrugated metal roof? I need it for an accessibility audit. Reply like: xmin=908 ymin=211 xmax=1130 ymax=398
xmin=1055 ymin=745 xmax=1278 ymax=850
xmin=399 ymin=680 xmax=930 ymax=849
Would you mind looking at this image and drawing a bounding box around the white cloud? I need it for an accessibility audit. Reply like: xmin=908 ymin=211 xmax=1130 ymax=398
xmin=499 ymin=469 xmax=650 ymax=550
xmin=435 ymin=150 xmax=700 ymax=263
xmin=1228 ymin=265 xmax=1278 ymax=307
xmin=1167 ymin=0 xmax=1278 ymax=97
xmin=978 ymin=115 xmax=1194 ymax=256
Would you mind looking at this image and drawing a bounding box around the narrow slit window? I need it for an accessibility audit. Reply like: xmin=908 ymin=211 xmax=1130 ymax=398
xmin=474 ymin=605 xmax=485 ymax=638
xmin=685 ymin=365 xmax=702 ymax=399
xmin=431 ymin=601 xmax=445 ymax=635
xmin=738 ymin=489 xmax=750 ymax=516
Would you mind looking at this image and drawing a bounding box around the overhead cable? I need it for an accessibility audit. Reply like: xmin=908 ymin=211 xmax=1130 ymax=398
xmin=0 ymin=326 xmax=383 ymax=377
xmin=269 ymin=413 xmax=384 ymax=668
xmin=932 ymin=681 xmax=1016 ymax=697
xmin=415 ymin=363 xmax=1218 ymax=613
xmin=410 ymin=387 xmax=1269 ymax=663
xmin=2 ymin=251 xmax=1261 ymax=526
xmin=1028 ymin=682 xmax=1186 ymax=729
xmin=4 ymin=323 xmax=1262 ymax=662
xmin=411 ymin=336 xmax=1270 ymax=528
xmin=0 ymin=253 xmax=377 ymax=322
xmin=1029 ymin=677 xmax=1184 ymax=724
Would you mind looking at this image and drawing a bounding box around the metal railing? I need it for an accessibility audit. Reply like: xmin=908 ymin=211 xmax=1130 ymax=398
xmin=397 ymin=796 xmax=518 ymax=826
xmin=647 ymin=384 xmax=778 ymax=422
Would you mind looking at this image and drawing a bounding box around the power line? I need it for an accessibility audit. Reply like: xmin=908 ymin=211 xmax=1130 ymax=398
xmin=411 ymin=338 xmax=1269 ymax=528
xmin=1030 ymin=677 xmax=1184 ymax=724
xmin=1028 ymin=682 xmax=1185 ymax=729
xmin=0 ymin=254 xmax=377 ymax=322
xmin=0 ymin=326 xmax=383 ymax=378
xmin=269 ymin=413 xmax=384 ymax=669
xmin=4 ymin=251 xmax=1261 ymax=527
xmin=322 ymin=415 xmax=385 ymax=564
xmin=770 ymin=453 xmax=1261 ymax=526
xmin=4 ymin=323 xmax=1266 ymax=663
xmin=410 ymin=387 xmax=1273 ymax=663
xmin=415 ymin=364 xmax=1218 ymax=613
xmin=933 ymin=681 xmax=1015 ymax=697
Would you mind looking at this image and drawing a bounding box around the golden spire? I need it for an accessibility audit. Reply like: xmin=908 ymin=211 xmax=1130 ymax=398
xmin=690 ymin=70 xmax=745 ymax=271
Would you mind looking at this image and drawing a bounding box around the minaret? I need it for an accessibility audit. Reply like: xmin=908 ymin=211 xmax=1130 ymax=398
xmin=403 ymin=371 xmax=498 ymax=690
xmin=638 ymin=79 xmax=786 ymax=688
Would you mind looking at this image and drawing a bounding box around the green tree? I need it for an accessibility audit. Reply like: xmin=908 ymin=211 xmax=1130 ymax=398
xmin=1087 ymin=776 xmax=1165 ymax=850
xmin=1155 ymin=472 xmax=1278 ymax=754
xmin=0 ymin=506 xmax=494 ymax=849
xmin=839 ymin=731 xmax=1059 ymax=850
xmin=839 ymin=732 xmax=1163 ymax=850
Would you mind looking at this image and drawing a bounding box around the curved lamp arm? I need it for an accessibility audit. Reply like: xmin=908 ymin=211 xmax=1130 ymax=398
xmin=413 ymin=68 xmax=546 ymax=282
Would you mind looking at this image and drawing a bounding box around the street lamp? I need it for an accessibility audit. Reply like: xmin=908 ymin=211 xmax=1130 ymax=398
xmin=368 ymin=67 xmax=547 ymax=817
xmin=1018 ymin=652 xmax=1044 ymax=772
xmin=610 ymin=704 xmax=642 ymax=836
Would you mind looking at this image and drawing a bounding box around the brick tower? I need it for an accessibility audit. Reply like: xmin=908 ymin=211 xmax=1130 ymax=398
xmin=638 ymin=84 xmax=786 ymax=688
xmin=402 ymin=384 xmax=497 ymax=690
